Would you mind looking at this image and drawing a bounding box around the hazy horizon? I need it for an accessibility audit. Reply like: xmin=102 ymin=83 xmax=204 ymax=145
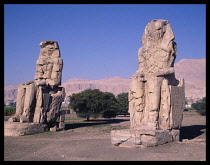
xmin=4 ymin=58 xmax=205 ymax=86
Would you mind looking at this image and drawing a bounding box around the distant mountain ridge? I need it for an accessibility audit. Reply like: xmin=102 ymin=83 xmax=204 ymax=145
xmin=62 ymin=76 xmax=130 ymax=101
xmin=4 ymin=58 xmax=206 ymax=104
xmin=174 ymin=58 xmax=205 ymax=98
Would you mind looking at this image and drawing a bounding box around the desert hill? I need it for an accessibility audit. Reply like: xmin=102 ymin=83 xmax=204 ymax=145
xmin=62 ymin=76 xmax=130 ymax=97
xmin=174 ymin=58 xmax=206 ymax=98
xmin=4 ymin=85 xmax=19 ymax=105
xmin=4 ymin=58 xmax=206 ymax=105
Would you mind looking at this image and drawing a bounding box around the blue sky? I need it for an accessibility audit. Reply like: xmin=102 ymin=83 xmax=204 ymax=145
xmin=4 ymin=4 xmax=206 ymax=85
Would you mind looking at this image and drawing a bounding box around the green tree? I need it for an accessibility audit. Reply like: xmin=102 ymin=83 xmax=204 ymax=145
xmin=116 ymin=92 xmax=129 ymax=116
xmin=101 ymin=92 xmax=118 ymax=118
xmin=69 ymin=89 xmax=118 ymax=120
xmin=202 ymin=97 xmax=206 ymax=110
xmin=191 ymin=97 xmax=206 ymax=110
xmin=191 ymin=97 xmax=206 ymax=116
xmin=102 ymin=110 xmax=117 ymax=118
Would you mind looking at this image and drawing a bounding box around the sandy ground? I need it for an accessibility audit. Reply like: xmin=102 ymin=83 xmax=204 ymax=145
xmin=4 ymin=112 xmax=206 ymax=161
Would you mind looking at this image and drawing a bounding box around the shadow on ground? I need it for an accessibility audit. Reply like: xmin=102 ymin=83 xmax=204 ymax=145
xmin=64 ymin=118 xmax=129 ymax=130
xmin=180 ymin=125 xmax=206 ymax=140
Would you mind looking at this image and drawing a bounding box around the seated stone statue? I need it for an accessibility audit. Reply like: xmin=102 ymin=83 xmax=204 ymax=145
xmin=111 ymin=19 xmax=185 ymax=148
xmin=129 ymin=19 xmax=185 ymax=130
xmin=8 ymin=40 xmax=66 ymax=129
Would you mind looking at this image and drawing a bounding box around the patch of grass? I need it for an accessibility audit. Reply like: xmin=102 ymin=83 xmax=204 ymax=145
xmin=183 ymin=109 xmax=200 ymax=116
xmin=184 ymin=107 xmax=195 ymax=111
xmin=183 ymin=113 xmax=199 ymax=116
xmin=64 ymin=121 xmax=82 ymax=124
xmin=197 ymin=110 xmax=206 ymax=116
xmin=100 ymin=125 xmax=129 ymax=133
xmin=86 ymin=123 xmax=110 ymax=128
xmin=65 ymin=116 xmax=82 ymax=121
xmin=110 ymin=125 xmax=129 ymax=130
xmin=4 ymin=107 xmax=16 ymax=116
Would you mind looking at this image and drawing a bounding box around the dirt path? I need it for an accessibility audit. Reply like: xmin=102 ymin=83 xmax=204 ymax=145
xmin=4 ymin=113 xmax=206 ymax=161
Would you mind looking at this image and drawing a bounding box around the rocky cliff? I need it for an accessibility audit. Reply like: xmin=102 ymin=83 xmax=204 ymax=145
xmin=61 ymin=77 xmax=130 ymax=102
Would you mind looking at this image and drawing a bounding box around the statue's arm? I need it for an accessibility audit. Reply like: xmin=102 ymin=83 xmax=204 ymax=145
xmin=153 ymin=40 xmax=176 ymax=77
xmin=153 ymin=67 xmax=175 ymax=77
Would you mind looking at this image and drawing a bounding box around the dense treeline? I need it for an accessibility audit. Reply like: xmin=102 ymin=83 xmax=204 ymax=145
xmin=69 ymin=89 xmax=128 ymax=120
xmin=191 ymin=97 xmax=206 ymax=116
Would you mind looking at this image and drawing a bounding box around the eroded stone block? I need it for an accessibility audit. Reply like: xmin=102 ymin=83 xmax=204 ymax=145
xmin=4 ymin=121 xmax=48 ymax=136
xmin=111 ymin=129 xmax=174 ymax=148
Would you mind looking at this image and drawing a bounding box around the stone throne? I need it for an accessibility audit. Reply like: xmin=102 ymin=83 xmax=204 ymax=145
xmin=111 ymin=19 xmax=185 ymax=147
xmin=5 ymin=40 xmax=65 ymax=136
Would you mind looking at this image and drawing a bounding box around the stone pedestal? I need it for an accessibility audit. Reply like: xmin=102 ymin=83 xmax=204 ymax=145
xmin=4 ymin=121 xmax=48 ymax=136
xmin=111 ymin=129 xmax=180 ymax=148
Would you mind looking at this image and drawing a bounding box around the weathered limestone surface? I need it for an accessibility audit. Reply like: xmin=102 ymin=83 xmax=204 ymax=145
xmin=6 ymin=40 xmax=65 ymax=136
xmin=4 ymin=121 xmax=48 ymax=136
xmin=170 ymin=79 xmax=185 ymax=129
xmin=111 ymin=129 xmax=179 ymax=148
xmin=111 ymin=19 xmax=185 ymax=147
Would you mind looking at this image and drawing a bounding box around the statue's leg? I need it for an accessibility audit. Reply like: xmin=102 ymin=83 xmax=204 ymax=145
xmin=39 ymin=92 xmax=50 ymax=123
xmin=59 ymin=87 xmax=66 ymax=129
xmin=33 ymin=86 xmax=43 ymax=123
xmin=59 ymin=110 xmax=65 ymax=130
xmin=47 ymin=94 xmax=59 ymax=123
xmin=145 ymin=77 xmax=163 ymax=130
xmin=8 ymin=85 xmax=26 ymax=122
xmin=129 ymin=97 xmax=141 ymax=129
xmin=159 ymin=78 xmax=171 ymax=129
xmin=47 ymin=87 xmax=65 ymax=130
xmin=129 ymin=77 xmax=144 ymax=129
xmin=20 ymin=84 xmax=37 ymax=123
xmin=46 ymin=101 xmax=58 ymax=130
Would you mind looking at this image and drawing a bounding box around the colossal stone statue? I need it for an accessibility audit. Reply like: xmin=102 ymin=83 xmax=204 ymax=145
xmin=7 ymin=40 xmax=66 ymax=132
xmin=111 ymin=19 xmax=185 ymax=147
xmin=129 ymin=19 xmax=180 ymax=130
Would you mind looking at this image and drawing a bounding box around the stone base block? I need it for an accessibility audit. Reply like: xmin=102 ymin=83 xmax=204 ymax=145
xmin=4 ymin=121 xmax=48 ymax=136
xmin=111 ymin=129 xmax=180 ymax=148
